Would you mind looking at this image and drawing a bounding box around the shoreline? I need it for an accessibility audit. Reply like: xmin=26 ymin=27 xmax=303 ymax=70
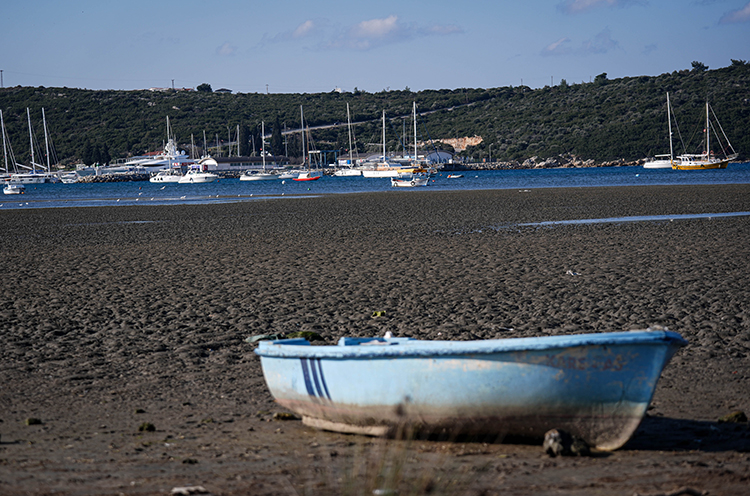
xmin=1 ymin=184 xmax=749 ymax=495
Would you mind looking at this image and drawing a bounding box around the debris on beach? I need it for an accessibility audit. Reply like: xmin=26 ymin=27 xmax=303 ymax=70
xmin=171 ymin=485 xmax=209 ymax=495
xmin=543 ymin=428 xmax=591 ymax=457
xmin=718 ymin=410 xmax=747 ymax=423
xmin=24 ymin=418 xmax=43 ymax=426
xmin=138 ymin=422 xmax=155 ymax=432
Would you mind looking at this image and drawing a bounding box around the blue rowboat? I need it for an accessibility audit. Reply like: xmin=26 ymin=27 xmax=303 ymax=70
xmin=254 ymin=329 xmax=686 ymax=450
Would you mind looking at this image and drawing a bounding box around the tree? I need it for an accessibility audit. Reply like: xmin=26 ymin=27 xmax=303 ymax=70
xmin=691 ymin=61 xmax=708 ymax=72
xmin=197 ymin=83 xmax=213 ymax=93
xmin=731 ymin=59 xmax=748 ymax=67
xmin=594 ymin=73 xmax=608 ymax=85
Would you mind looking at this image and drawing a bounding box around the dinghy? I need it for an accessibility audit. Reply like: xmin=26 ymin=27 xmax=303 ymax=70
xmin=254 ymin=328 xmax=686 ymax=450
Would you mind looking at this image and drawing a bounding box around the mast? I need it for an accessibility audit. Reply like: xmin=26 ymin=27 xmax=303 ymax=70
xmin=237 ymin=124 xmax=240 ymax=156
xmin=27 ymin=108 xmax=35 ymax=171
xmin=413 ymin=102 xmax=417 ymax=165
xmin=346 ymin=103 xmax=353 ymax=165
xmin=261 ymin=121 xmax=266 ymax=171
xmin=300 ymin=105 xmax=306 ymax=169
xmin=1 ymin=110 xmax=7 ymax=173
xmin=382 ymin=110 xmax=386 ymax=163
xmin=42 ymin=108 xmax=50 ymax=172
xmin=667 ymin=93 xmax=673 ymax=162
xmin=705 ymin=101 xmax=710 ymax=157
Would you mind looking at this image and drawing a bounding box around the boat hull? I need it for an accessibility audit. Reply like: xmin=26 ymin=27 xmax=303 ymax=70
xmin=672 ymin=159 xmax=729 ymax=170
xmin=255 ymin=330 xmax=686 ymax=450
xmin=178 ymin=172 xmax=218 ymax=183
xmin=362 ymin=169 xmax=400 ymax=178
xmin=391 ymin=176 xmax=428 ymax=187
xmin=240 ymin=173 xmax=277 ymax=181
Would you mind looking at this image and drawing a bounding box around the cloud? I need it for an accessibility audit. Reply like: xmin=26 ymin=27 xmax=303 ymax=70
xmin=216 ymin=42 xmax=236 ymax=56
xmin=642 ymin=43 xmax=657 ymax=55
xmin=263 ymin=15 xmax=462 ymax=51
xmin=352 ymin=15 xmax=400 ymax=38
xmin=541 ymin=37 xmax=572 ymax=56
xmin=292 ymin=20 xmax=316 ymax=38
xmin=558 ymin=0 xmax=644 ymax=14
xmin=541 ymin=28 xmax=620 ymax=56
xmin=580 ymin=27 xmax=620 ymax=53
xmin=719 ymin=1 xmax=750 ymax=23
xmin=260 ymin=18 xmax=329 ymax=46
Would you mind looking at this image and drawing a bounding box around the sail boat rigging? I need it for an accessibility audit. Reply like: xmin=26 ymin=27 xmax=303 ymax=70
xmin=672 ymin=100 xmax=738 ymax=170
xmin=240 ymin=121 xmax=278 ymax=181
xmin=294 ymin=105 xmax=321 ymax=181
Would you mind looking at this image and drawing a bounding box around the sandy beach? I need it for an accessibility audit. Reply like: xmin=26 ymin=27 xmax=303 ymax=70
xmin=1 ymin=184 xmax=749 ymax=496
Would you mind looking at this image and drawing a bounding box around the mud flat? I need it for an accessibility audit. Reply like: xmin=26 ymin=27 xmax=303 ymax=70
xmin=1 ymin=184 xmax=749 ymax=495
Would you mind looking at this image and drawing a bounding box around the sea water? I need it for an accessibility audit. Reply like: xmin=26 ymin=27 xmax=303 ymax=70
xmin=3 ymin=162 xmax=749 ymax=210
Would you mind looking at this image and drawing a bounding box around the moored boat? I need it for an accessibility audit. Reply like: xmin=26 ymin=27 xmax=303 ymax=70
xmin=3 ymin=181 xmax=25 ymax=195
xmin=178 ymin=167 xmax=218 ymax=183
xmin=672 ymin=101 xmax=737 ymax=170
xmin=254 ymin=328 xmax=686 ymax=450
xmin=150 ymin=168 xmax=184 ymax=183
xmin=391 ymin=174 xmax=429 ymax=187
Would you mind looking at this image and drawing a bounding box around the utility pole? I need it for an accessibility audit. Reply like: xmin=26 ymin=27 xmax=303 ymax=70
xmin=1 ymin=70 xmax=3 ymax=88
xmin=172 ymin=79 xmax=175 ymax=90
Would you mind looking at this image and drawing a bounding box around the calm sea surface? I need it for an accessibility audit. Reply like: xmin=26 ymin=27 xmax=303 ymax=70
xmin=3 ymin=162 xmax=750 ymax=210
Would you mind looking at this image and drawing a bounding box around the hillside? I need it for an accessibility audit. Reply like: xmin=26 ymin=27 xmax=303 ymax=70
xmin=1 ymin=62 xmax=748 ymax=167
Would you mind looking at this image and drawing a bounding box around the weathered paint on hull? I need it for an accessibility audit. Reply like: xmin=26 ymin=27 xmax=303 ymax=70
xmin=256 ymin=330 xmax=686 ymax=450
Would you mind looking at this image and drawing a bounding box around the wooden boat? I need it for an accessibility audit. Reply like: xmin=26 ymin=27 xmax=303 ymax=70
xmin=254 ymin=329 xmax=686 ymax=450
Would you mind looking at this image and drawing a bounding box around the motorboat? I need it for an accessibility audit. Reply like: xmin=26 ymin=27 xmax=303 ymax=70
xmin=150 ymin=168 xmax=184 ymax=183
xmin=178 ymin=168 xmax=218 ymax=184
xmin=391 ymin=174 xmax=429 ymax=187
xmin=3 ymin=181 xmax=25 ymax=195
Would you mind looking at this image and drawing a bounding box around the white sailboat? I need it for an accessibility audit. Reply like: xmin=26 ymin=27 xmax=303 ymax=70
xmin=390 ymin=103 xmax=430 ymax=187
xmin=11 ymin=108 xmax=60 ymax=183
xmin=362 ymin=110 xmax=401 ymax=178
xmin=644 ymin=93 xmax=675 ymax=169
xmin=2 ymin=110 xmax=25 ymax=195
xmin=241 ymin=121 xmax=278 ymax=181
xmin=333 ymin=103 xmax=362 ymax=177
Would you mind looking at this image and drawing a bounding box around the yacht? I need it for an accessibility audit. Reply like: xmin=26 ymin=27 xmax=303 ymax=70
xmin=178 ymin=167 xmax=218 ymax=184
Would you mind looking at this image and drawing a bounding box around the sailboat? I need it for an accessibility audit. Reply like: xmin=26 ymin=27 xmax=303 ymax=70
xmin=672 ymin=101 xmax=738 ymax=170
xmin=294 ymin=106 xmax=321 ymax=181
xmin=391 ymin=102 xmax=430 ymax=187
xmin=11 ymin=108 xmax=60 ymax=183
xmin=333 ymin=103 xmax=362 ymax=177
xmin=2 ymin=110 xmax=25 ymax=195
xmin=361 ymin=110 xmax=401 ymax=178
xmin=241 ymin=121 xmax=278 ymax=181
xmin=643 ymin=93 xmax=675 ymax=169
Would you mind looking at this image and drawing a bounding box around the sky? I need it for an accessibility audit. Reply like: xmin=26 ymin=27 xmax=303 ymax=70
xmin=1 ymin=0 xmax=749 ymax=93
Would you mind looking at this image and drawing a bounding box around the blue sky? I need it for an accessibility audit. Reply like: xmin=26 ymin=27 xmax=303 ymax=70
xmin=2 ymin=0 xmax=749 ymax=93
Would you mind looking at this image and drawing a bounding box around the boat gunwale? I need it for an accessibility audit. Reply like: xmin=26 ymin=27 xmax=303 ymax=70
xmin=254 ymin=330 xmax=687 ymax=359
